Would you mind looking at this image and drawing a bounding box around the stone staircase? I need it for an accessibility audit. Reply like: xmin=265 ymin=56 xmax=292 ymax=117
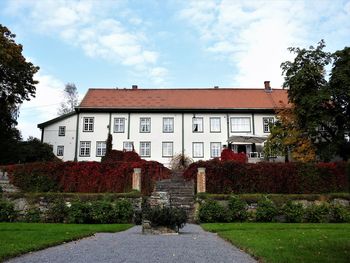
xmin=0 ymin=171 xmax=19 ymax=193
xmin=149 ymin=171 xmax=195 ymax=222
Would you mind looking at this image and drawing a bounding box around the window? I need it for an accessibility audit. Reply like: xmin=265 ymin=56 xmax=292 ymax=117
xmin=58 ymin=126 xmax=66 ymax=136
xmin=192 ymin=117 xmax=203 ymax=132
xmin=114 ymin=118 xmax=125 ymax=133
xmin=210 ymin=117 xmax=221 ymax=132
xmin=210 ymin=142 xmax=221 ymax=158
xmin=140 ymin=118 xmax=151 ymax=133
xmin=96 ymin=141 xmax=106 ymax=157
xmin=231 ymin=117 xmax=251 ymax=132
xmin=80 ymin=141 xmax=91 ymax=157
xmin=263 ymin=117 xmax=274 ymax=133
xmin=123 ymin=141 xmax=134 ymax=151
xmin=140 ymin=142 xmax=151 ymax=157
xmin=83 ymin=117 xmax=94 ymax=132
xmin=162 ymin=142 xmax=173 ymax=157
xmin=193 ymin=142 xmax=204 ymax=158
xmin=163 ymin=117 xmax=174 ymax=133
xmin=57 ymin=146 xmax=64 ymax=156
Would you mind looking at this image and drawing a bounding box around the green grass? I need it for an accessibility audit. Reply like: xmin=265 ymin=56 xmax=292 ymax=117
xmin=202 ymin=223 xmax=350 ymax=263
xmin=0 ymin=223 xmax=132 ymax=261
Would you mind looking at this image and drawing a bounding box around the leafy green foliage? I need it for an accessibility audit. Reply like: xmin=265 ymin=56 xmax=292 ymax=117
xmin=198 ymin=200 xmax=230 ymax=223
xmin=329 ymin=204 xmax=350 ymax=223
xmin=17 ymin=137 xmax=58 ymax=163
xmin=46 ymin=198 xmax=69 ymax=223
xmin=111 ymin=199 xmax=134 ymax=223
xmin=24 ymin=207 xmax=41 ymax=223
xmin=227 ymin=195 xmax=248 ymax=221
xmin=305 ymin=203 xmax=330 ymax=223
xmin=144 ymin=206 xmax=187 ymax=230
xmin=67 ymin=201 xmax=93 ymax=224
xmin=0 ymin=199 xmax=17 ymax=222
xmin=256 ymin=197 xmax=278 ymax=222
xmin=281 ymin=201 xmax=304 ymax=223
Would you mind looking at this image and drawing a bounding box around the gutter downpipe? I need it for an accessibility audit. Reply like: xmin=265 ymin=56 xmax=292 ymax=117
xmin=74 ymin=111 xmax=80 ymax=162
xmin=182 ymin=113 xmax=185 ymax=156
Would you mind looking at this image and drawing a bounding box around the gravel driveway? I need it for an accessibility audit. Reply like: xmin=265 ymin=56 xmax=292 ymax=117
xmin=6 ymin=224 xmax=256 ymax=263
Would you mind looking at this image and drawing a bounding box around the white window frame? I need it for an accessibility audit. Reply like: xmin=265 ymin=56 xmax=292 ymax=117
xmin=96 ymin=141 xmax=107 ymax=157
xmin=57 ymin=145 xmax=64 ymax=156
xmin=192 ymin=117 xmax=203 ymax=133
xmin=83 ymin=117 xmax=94 ymax=132
xmin=140 ymin=141 xmax=151 ymax=157
xmin=263 ymin=117 xmax=274 ymax=133
xmin=162 ymin=142 xmax=173 ymax=157
xmin=163 ymin=117 xmax=174 ymax=133
xmin=210 ymin=142 xmax=221 ymax=158
xmin=140 ymin=118 xmax=151 ymax=133
xmin=123 ymin=141 xmax=134 ymax=151
xmin=58 ymin=126 xmax=66 ymax=136
xmin=192 ymin=142 xmax=204 ymax=158
xmin=210 ymin=117 xmax=221 ymax=133
xmin=79 ymin=141 xmax=91 ymax=157
xmin=114 ymin=118 xmax=125 ymax=133
xmin=230 ymin=117 xmax=251 ymax=133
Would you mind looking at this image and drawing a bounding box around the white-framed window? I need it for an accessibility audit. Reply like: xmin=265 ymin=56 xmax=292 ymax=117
xmin=123 ymin=141 xmax=134 ymax=151
xmin=79 ymin=141 xmax=91 ymax=157
xmin=263 ymin=117 xmax=274 ymax=133
xmin=96 ymin=141 xmax=107 ymax=157
xmin=57 ymin=145 xmax=64 ymax=156
xmin=140 ymin=118 xmax=151 ymax=133
xmin=210 ymin=142 xmax=221 ymax=158
xmin=114 ymin=118 xmax=125 ymax=133
xmin=83 ymin=117 xmax=94 ymax=132
xmin=162 ymin=142 xmax=173 ymax=157
xmin=58 ymin=126 xmax=66 ymax=136
xmin=163 ymin=117 xmax=174 ymax=133
xmin=140 ymin=141 xmax=151 ymax=157
xmin=192 ymin=117 xmax=203 ymax=132
xmin=210 ymin=117 xmax=221 ymax=132
xmin=231 ymin=117 xmax=251 ymax=133
xmin=193 ymin=142 xmax=204 ymax=158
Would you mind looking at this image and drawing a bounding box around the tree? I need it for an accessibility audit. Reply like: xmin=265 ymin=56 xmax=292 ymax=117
xmin=280 ymin=40 xmax=350 ymax=161
xmin=0 ymin=24 xmax=39 ymax=164
xmin=17 ymin=137 xmax=57 ymax=163
xmin=58 ymin=83 xmax=78 ymax=115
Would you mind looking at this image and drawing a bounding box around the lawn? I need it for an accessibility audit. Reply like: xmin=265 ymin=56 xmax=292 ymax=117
xmin=0 ymin=223 xmax=132 ymax=261
xmin=202 ymin=223 xmax=350 ymax=263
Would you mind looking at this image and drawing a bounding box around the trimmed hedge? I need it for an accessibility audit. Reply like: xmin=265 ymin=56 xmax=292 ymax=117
xmin=5 ymin=160 xmax=170 ymax=195
xmin=184 ymin=159 xmax=349 ymax=194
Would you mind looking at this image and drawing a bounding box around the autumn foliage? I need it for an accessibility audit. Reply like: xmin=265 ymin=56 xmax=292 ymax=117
xmin=183 ymin=159 xmax=348 ymax=194
xmin=220 ymin=148 xmax=247 ymax=163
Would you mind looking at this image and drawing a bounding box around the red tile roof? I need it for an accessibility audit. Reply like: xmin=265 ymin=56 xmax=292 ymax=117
xmin=78 ymin=88 xmax=289 ymax=110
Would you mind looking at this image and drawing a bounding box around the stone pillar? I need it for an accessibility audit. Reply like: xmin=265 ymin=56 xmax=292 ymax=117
xmin=197 ymin=167 xmax=206 ymax=193
xmin=132 ymin=168 xmax=141 ymax=191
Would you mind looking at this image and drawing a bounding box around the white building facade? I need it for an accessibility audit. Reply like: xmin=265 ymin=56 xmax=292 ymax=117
xmin=38 ymin=84 xmax=288 ymax=165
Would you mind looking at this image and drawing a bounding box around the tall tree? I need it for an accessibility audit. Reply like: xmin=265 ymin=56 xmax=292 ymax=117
xmin=58 ymin=83 xmax=78 ymax=115
xmin=0 ymin=24 xmax=39 ymax=164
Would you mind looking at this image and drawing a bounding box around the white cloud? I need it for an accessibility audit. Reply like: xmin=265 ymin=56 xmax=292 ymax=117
xmin=180 ymin=0 xmax=350 ymax=88
xmin=149 ymin=67 xmax=169 ymax=86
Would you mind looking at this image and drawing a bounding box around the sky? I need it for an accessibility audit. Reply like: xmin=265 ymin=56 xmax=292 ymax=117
xmin=1 ymin=0 xmax=350 ymax=140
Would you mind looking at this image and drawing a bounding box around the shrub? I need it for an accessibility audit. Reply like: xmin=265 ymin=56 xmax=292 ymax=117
xmin=227 ymin=195 xmax=248 ymax=221
xmin=24 ymin=207 xmax=41 ymax=223
xmin=281 ymin=201 xmax=304 ymax=223
xmin=256 ymin=196 xmax=278 ymax=222
xmin=90 ymin=200 xmax=114 ymax=224
xmin=0 ymin=199 xmax=17 ymax=222
xmin=305 ymin=203 xmax=330 ymax=223
xmin=46 ymin=198 xmax=69 ymax=223
xmin=133 ymin=209 xmax=142 ymax=225
xmin=198 ymin=200 xmax=230 ymax=223
xmin=111 ymin=199 xmax=134 ymax=223
xmin=67 ymin=201 xmax=92 ymax=224
xmin=144 ymin=206 xmax=187 ymax=230
xmin=329 ymin=204 xmax=350 ymax=223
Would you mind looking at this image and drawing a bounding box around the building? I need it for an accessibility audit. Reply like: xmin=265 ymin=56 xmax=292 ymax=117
xmin=38 ymin=82 xmax=289 ymax=165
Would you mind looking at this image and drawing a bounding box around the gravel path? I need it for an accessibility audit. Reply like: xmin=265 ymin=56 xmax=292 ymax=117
xmin=6 ymin=224 xmax=256 ymax=263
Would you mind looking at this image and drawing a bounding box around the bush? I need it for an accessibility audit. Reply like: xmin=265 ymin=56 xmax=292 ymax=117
xmin=256 ymin=197 xmax=278 ymax=222
xmin=46 ymin=198 xmax=68 ymax=223
xmin=67 ymin=201 xmax=92 ymax=224
xmin=329 ymin=204 xmax=350 ymax=223
xmin=111 ymin=199 xmax=134 ymax=223
xmin=227 ymin=195 xmax=248 ymax=221
xmin=282 ymin=201 xmax=304 ymax=223
xmin=144 ymin=206 xmax=187 ymax=230
xmin=198 ymin=200 xmax=230 ymax=223
xmin=305 ymin=203 xmax=330 ymax=223
xmin=24 ymin=207 xmax=41 ymax=223
xmin=0 ymin=199 xmax=17 ymax=222
xmin=89 ymin=200 xmax=114 ymax=224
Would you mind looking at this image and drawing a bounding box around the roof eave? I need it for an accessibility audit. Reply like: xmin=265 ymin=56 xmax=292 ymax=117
xmin=37 ymin=111 xmax=76 ymax=129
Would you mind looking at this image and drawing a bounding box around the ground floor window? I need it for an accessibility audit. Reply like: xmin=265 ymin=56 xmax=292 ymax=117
xmin=193 ymin=142 xmax=204 ymax=158
xmin=80 ymin=141 xmax=91 ymax=157
xmin=210 ymin=142 xmax=221 ymax=158
xmin=57 ymin=145 xmax=64 ymax=156
xmin=162 ymin=142 xmax=173 ymax=157
xmin=123 ymin=141 xmax=134 ymax=151
xmin=96 ymin=141 xmax=106 ymax=157
xmin=140 ymin=141 xmax=151 ymax=157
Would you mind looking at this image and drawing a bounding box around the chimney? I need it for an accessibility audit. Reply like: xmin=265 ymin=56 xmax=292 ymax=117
xmin=214 ymin=86 xmax=219 ymax=89
xmin=132 ymin=85 xmax=138 ymax=90
xmin=264 ymin=81 xmax=271 ymax=92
